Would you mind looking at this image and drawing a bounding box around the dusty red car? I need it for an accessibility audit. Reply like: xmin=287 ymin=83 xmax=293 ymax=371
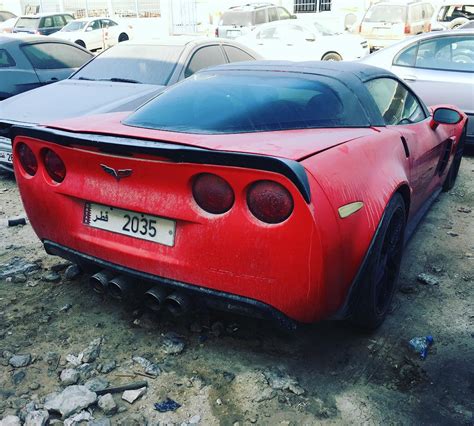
xmin=12 ymin=62 xmax=467 ymax=329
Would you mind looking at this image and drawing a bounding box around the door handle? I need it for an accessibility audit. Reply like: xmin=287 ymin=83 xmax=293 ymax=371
xmin=403 ymin=75 xmax=417 ymax=82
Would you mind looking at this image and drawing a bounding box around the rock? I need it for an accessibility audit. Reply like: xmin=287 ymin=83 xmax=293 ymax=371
xmin=76 ymin=363 xmax=95 ymax=380
xmin=162 ymin=332 xmax=185 ymax=355
xmin=9 ymin=353 xmax=31 ymax=368
xmin=0 ymin=415 xmax=21 ymax=426
xmin=132 ymin=356 xmax=161 ymax=377
xmin=447 ymin=231 xmax=459 ymax=237
xmin=42 ymin=272 xmax=61 ymax=283
xmin=81 ymin=338 xmax=102 ymax=363
xmin=0 ymin=257 xmax=40 ymax=279
xmin=12 ymin=274 xmax=27 ymax=284
xmin=264 ymin=370 xmax=305 ymax=395
xmin=98 ymin=393 xmax=117 ymax=415
xmin=255 ymin=387 xmax=276 ymax=402
xmin=458 ymin=207 xmax=472 ymax=213
xmin=45 ymin=352 xmax=60 ymax=368
xmin=99 ymin=360 xmax=116 ymax=374
xmin=189 ymin=415 xmax=201 ymax=424
xmin=223 ymin=371 xmax=235 ymax=383
xmin=19 ymin=401 xmax=37 ymax=422
xmin=12 ymin=371 xmax=26 ymax=385
xmin=29 ymin=383 xmax=40 ymax=391
xmin=60 ymin=369 xmax=79 ymax=386
xmin=89 ymin=419 xmax=111 ymax=426
xmin=417 ymin=273 xmax=439 ymax=286
xmin=63 ymin=410 xmax=93 ymax=426
xmin=51 ymin=262 xmax=70 ymax=273
xmin=44 ymin=385 xmax=97 ymax=418
xmin=24 ymin=410 xmax=49 ymax=426
xmin=117 ymin=414 xmax=146 ymax=426
xmin=122 ymin=387 xmax=146 ymax=404
xmin=59 ymin=304 xmax=73 ymax=313
xmin=64 ymin=264 xmax=81 ymax=280
xmin=84 ymin=377 xmax=109 ymax=392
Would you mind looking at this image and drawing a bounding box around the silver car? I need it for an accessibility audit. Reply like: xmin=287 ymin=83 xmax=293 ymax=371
xmin=360 ymin=30 xmax=474 ymax=146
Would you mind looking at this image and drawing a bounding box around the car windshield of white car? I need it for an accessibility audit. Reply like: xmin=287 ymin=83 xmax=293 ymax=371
xmin=71 ymin=44 xmax=183 ymax=85
xmin=62 ymin=21 xmax=87 ymax=32
xmin=364 ymin=5 xmax=407 ymax=23
xmin=124 ymin=71 xmax=369 ymax=134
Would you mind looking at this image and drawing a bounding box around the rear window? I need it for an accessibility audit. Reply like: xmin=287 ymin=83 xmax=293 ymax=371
xmin=71 ymin=44 xmax=183 ymax=85
xmin=220 ymin=11 xmax=253 ymax=26
xmin=363 ymin=5 xmax=407 ymax=23
xmin=22 ymin=42 xmax=92 ymax=69
xmin=124 ymin=71 xmax=368 ymax=134
xmin=15 ymin=17 xmax=40 ymax=30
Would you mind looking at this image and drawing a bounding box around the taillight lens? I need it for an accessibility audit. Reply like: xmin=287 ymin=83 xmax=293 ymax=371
xmin=215 ymin=27 xmax=219 ymax=37
xmin=43 ymin=148 xmax=66 ymax=183
xmin=404 ymin=24 xmax=411 ymax=34
xmin=247 ymin=180 xmax=294 ymax=224
xmin=17 ymin=143 xmax=38 ymax=176
xmin=192 ymin=173 xmax=234 ymax=214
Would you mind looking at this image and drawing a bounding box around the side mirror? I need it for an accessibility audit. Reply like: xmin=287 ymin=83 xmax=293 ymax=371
xmin=430 ymin=107 xmax=462 ymax=129
xmin=290 ymin=14 xmax=297 ymax=19
xmin=86 ymin=26 xmax=93 ymax=32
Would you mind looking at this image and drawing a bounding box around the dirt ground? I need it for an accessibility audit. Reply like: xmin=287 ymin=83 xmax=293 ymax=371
xmin=0 ymin=156 xmax=473 ymax=425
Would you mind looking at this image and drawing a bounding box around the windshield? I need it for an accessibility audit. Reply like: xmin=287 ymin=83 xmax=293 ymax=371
xmin=124 ymin=71 xmax=368 ymax=134
xmin=313 ymin=21 xmax=337 ymax=35
xmin=364 ymin=5 xmax=407 ymax=23
xmin=437 ymin=5 xmax=474 ymax=22
xmin=15 ymin=17 xmax=40 ymax=30
xmin=71 ymin=43 xmax=184 ymax=85
xmin=61 ymin=21 xmax=87 ymax=32
xmin=220 ymin=11 xmax=253 ymax=26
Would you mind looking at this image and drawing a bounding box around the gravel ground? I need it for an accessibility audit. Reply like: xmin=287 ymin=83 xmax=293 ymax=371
xmin=0 ymin=156 xmax=473 ymax=425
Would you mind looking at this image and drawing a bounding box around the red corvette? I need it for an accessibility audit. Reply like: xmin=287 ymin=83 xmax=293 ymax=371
xmin=11 ymin=62 xmax=467 ymax=329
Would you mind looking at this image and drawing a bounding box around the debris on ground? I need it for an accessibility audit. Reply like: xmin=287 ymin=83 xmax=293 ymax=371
xmin=98 ymin=393 xmax=117 ymax=415
xmin=42 ymin=272 xmax=61 ymax=283
xmin=263 ymin=370 xmax=305 ymax=395
xmin=24 ymin=410 xmax=49 ymax=426
xmin=122 ymin=386 xmax=147 ymax=404
xmin=417 ymin=273 xmax=440 ymax=286
xmin=63 ymin=410 xmax=93 ymax=426
xmin=85 ymin=377 xmax=109 ymax=392
xmin=64 ymin=264 xmax=82 ymax=280
xmin=408 ymin=335 xmax=434 ymax=360
xmin=60 ymin=368 xmax=79 ymax=386
xmin=154 ymin=397 xmax=181 ymax=412
xmin=458 ymin=207 xmax=472 ymax=213
xmin=132 ymin=356 xmax=161 ymax=377
xmin=162 ymin=332 xmax=186 ymax=355
xmin=9 ymin=353 xmax=31 ymax=368
xmin=0 ymin=257 xmax=39 ymax=279
xmin=44 ymin=385 xmax=97 ymax=418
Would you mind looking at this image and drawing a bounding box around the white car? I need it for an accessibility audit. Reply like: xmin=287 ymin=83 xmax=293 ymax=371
xmin=431 ymin=1 xmax=474 ymax=31
xmin=237 ymin=19 xmax=369 ymax=61
xmin=54 ymin=17 xmax=131 ymax=51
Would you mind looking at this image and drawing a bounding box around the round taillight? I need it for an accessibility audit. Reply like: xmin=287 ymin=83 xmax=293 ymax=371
xmin=17 ymin=142 xmax=38 ymax=176
xmin=43 ymin=149 xmax=66 ymax=183
xmin=247 ymin=180 xmax=294 ymax=224
xmin=192 ymin=173 xmax=234 ymax=214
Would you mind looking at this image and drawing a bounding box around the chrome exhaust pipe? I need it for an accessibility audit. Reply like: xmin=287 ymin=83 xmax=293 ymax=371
xmin=90 ymin=270 xmax=115 ymax=294
xmin=108 ymin=275 xmax=134 ymax=301
xmin=144 ymin=287 xmax=168 ymax=312
xmin=164 ymin=292 xmax=191 ymax=317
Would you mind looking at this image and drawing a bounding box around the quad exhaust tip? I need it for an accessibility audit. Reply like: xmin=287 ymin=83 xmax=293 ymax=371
xmin=108 ymin=275 xmax=133 ymax=301
xmin=144 ymin=287 xmax=168 ymax=312
xmin=89 ymin=270 xmax=115 ymax=294
xmin=164 ymin=292 xmax=191 ymax=317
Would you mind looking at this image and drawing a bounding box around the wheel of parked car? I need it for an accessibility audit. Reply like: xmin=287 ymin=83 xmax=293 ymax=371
xmin=118 ymin=33 xmax=129 ymax=43
xmin=321 ymin=52 xmax=342 ymax=61
xmin=75 ymin=39 xmax=86 ymax=48
xmin=443 ymin=124 xmax=467 ymax=192
xmin=350 ymin=193 xmax=406 ymax=330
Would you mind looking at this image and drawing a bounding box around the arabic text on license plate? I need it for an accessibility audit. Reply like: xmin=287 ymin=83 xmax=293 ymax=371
xmin=0 ymin=150 xmax=12 ymax=164
xmin=83 ymin=202 xmax=175 ymax=246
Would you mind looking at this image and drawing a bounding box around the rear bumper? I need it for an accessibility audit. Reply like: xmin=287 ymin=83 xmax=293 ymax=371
xmin=44 ymin=240 xmax=297 ymax=329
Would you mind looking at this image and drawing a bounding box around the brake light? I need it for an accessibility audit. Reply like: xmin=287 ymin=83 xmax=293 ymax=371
xmin=247 ymin=181 xmax=294 ymax=224
xmin=215 ymin=27 xmax=219 ymax=37
xmin=43 ymin=148 xmax=66 ymax=183
xmin=427 ymin=23 xmax=431 ymax=32
xmin=17 ymin=143 xmax=38 ymax=176
xmin=404 ymin=24 xmax=411 ymax=34
xmin=192 ymin=173 xmax=234 ymax=214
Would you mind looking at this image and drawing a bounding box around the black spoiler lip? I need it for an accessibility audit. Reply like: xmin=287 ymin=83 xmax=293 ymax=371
xmin=11 ymin=125 xmax=311 ymax=203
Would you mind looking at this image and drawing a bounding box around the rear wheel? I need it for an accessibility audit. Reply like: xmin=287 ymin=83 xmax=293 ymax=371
xmin=350 ymin=193 xmax=406 ymax=330
xmin=75 ymin=39 xmax=86 ymax=49
xmin=443 ymin=125 xmax=466 ymax=192
xmin=322 ymin=52 xmax=342 ymax=61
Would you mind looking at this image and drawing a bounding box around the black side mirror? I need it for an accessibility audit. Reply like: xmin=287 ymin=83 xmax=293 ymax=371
xmin=430 ymin=107 xmax=462 ymax=129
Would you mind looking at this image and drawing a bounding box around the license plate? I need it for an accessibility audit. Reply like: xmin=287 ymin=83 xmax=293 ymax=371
xmin=83 ymin=202 xmax=175 ymax=246
xmin=0 ymin=150 xmax=12 ymax=164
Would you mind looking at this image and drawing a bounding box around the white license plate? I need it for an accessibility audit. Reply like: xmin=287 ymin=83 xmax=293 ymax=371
xmin=0 ymin=150 xmax=12 ymax=164
xmin=83 ymin=202 xmax=175 ymax=246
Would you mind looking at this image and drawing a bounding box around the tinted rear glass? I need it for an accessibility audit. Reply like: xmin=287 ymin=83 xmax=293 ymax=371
xmin=71 ymin=44 xmax=183 ymax=85
xmin=15 ymin=17 xmax=40 ymax=30
xmin=124 ymin=71 xmax=368 ymax=134
xmin=61 ymin=21 xmax=87 ymax=31
xmin=220 ymin=11 xmax=253 ymax=26
xmin=22 ymin=42 xmax=92 ymax=69
xmin=364 ymin=5 xmax=407 ymax=23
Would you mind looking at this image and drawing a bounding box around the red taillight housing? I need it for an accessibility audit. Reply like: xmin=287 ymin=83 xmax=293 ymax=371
xmin=43 ymin=148 xmax=66 ymax=183
xmin=247 ymin=180 xmax=294 ymax=224
xmin=192 ymin=173 xmax=234 ymax=214
xmin=404 ymin=24 xmax=411 ymax=34
xmin=17 ymin=142 xmax=38 ymax=176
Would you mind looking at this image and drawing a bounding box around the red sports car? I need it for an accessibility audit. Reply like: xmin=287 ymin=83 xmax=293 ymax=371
xmin=11 ymin=62 xmax=467 ymax=329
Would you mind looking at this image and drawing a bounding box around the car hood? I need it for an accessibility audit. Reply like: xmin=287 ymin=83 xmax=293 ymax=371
xmin=0 ymin=80 xmax=164 ymax=126
xmin=44 ymin=112 xmax=378 ymax=161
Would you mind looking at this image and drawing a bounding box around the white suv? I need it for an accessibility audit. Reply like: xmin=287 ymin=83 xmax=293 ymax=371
xmin=431 ymin=2 xmax=474 ymax=30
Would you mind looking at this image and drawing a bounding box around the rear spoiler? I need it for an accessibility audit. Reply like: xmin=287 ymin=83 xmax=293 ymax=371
xmin=11 ymin=125 xmax=311 ymax=203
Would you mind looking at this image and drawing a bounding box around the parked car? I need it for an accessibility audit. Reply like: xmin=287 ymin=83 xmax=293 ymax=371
xmin=0 ymin=35 xmax=93 ymax=100
xmin=13 ymin=13 xmax=74 ymax=35
xmin=359 ymin=0 xmax=434 ymax=51
xmin=458 ymin=19 xmax=474 ymax=29
xmin=238 ymin=19 xmax=369 ymax=61
xmin=0 ymin=10 xmax=16 ymax=22
xmin=360 ymin=30 xmax=474 ymax=146
xmin=54 ymin=17 xmax=131 ymax=51
xmin=216 ymin=2 xmax=295 ymax=39
xmin=0 ymin=37 xmax=261 ymax=172
xmin=431 ymin=1 xmax=474 ymax=31
xmin=0 ymin=17 xmax=17 ymax=33
xmin=10 ymin=62 xmax=467 ymax=329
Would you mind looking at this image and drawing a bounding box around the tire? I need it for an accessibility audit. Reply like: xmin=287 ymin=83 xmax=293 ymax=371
xmin=118 ymin=33 xmax=129 ymax=43
xmin=322 ymin=52 xmax=342 ymax=61
xmin=350 ymin=193 xmax=406 ymax=330
xmin=75 ymin=40 xmax=86 ymax=49
xmin=443 ymin=125 xmax=466 ymax=192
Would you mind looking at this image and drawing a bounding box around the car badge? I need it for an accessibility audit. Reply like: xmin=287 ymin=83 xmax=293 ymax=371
xmin=100 ymin=164 xmax=132 ymax=181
